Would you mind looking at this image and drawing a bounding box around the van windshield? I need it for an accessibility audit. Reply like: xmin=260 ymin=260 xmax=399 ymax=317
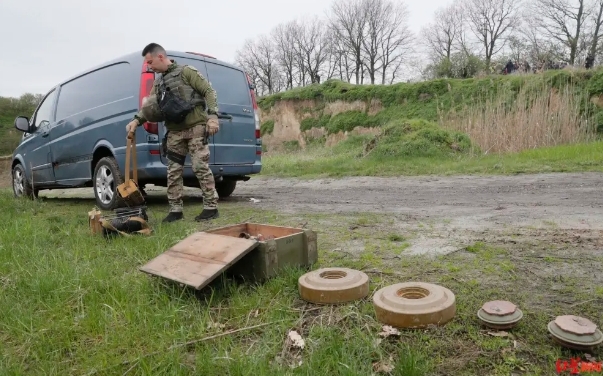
xmin=170 ymin=57 xmax=251 ymax=107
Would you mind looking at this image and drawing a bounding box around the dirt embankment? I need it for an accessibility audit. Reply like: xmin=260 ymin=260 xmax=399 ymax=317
xmin=0 ymin=157 xmax=10 ymax=188
xmin=258 ymin=99 xmax=382 ymax=151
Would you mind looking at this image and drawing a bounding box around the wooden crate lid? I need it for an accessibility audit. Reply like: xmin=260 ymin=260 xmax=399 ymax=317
xmin=139 ymin=232 xmax=259 ymax=290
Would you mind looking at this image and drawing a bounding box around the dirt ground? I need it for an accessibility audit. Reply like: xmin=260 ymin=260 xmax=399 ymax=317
xmin=5 ymin=171 xmax=601 ymax=257
xmin=233 ymin=172 xmax=603 ymax=260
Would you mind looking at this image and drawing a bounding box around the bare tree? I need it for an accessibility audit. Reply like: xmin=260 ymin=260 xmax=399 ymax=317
xmin=454 ymin=6 xmax=476 ymax=57
xmin=322 ymin=27 xmax=342 ymax=80
xmin=234 ymin=36 xmax=279 ymax=96
xmin=516 ymin=20 xmax=566 ymax=68
xmin=586 ymin=0 xmax=603 ymax=66
xmin=423 ymin=3 xmax=464 ymax=60
xmin=331 ymin=36 xmax=354 ymax=81
xmin=358 ymin=0 xmax=415 ymax=84
xmin=462 ymin=0 xmax=522 ymax=66
xmin=234 ymin=39 xmax=263 ymax=94
xmin=360 ymin=0 xmax=383 ymax=84
xmin=528 ymin=0 xmax=591 ymax=65
xmin=377 ymin=1 xmax=415 ymax=84
xmin=328 ymin=0 xmax=368 ymax=84
xmin=271 ymin=22 xmax=299 ymax=90
xmin=293 ymin=17 xmax=332 ymax=84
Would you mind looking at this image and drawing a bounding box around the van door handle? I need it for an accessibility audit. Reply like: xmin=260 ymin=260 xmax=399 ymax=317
xmin=217 ymin=112 xmax=232 ymax=120
xmin=41 ymin=132 xmax=49 ymax=137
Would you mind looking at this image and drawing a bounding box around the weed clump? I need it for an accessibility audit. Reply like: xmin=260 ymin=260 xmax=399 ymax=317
xmin=332 ymin=118 xmax=473 ymax=160
xmin=260 ymin=120 xmax=275 ymax=135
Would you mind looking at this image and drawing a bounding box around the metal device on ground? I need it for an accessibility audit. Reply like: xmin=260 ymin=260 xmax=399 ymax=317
xmin=88 ymin=206 xmax=151 ymax=237
xmin=477 ymin=300 xmax=523 ymax=330
xmin=373 ymin=282 xmax=456 ymax=329
xmin=298 ymin=267 xmax=369 ymax=304
xmin=99 ymin=206 xmax=151 ymax=237
xmin=116 ymin=133 xmax=145 ymax=207
xmin=548 ymin=315 xmax=603 ymax=350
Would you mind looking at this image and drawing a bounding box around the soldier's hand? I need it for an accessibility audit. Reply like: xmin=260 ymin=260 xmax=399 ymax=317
xmin=207 ymin=116 xmax=219 ymax=136
xmin=125 ymin=120 xmax=138 ymax=134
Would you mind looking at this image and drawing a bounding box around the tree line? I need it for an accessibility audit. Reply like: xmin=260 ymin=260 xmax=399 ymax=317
xmin=0 ymin=93 xmax=43 ymax=121
xmin=235 ymin=0 xmax=603 ymax=96
xmin=4 ymin=0 xmax=603 ymax=103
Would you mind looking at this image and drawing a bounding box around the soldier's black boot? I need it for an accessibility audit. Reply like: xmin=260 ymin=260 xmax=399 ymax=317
xmin=162 ymin=211 xmax=183 ymax=223
xmin=194 ymin=209 xmax=219 ymax=221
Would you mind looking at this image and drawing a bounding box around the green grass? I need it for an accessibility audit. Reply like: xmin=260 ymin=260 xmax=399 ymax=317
xmin=262 ymin=136 xmax=603 ymax=178
xmin=1 ymin=189 xmax=602 ymax=375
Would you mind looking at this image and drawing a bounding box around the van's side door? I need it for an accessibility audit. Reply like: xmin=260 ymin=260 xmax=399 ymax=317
xmin=204 ymin=62 xmax=256 ymax=165
xmin=24 ymin=88 xmax=58 ymax=185
xmin=50 ymin=62 xmax=136 ymax=185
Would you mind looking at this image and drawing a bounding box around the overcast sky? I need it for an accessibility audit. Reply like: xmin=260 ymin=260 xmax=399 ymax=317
xmin=0 ymin=0 xmax=452 ymax=98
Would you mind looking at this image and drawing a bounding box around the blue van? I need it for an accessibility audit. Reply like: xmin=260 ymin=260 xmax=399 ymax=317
xmin=10 ymin=50 xmax=262 ymax=210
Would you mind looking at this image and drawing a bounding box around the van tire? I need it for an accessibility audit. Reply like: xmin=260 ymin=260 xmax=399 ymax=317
xmin=12 ymin=163 xmax=38 ymax=199
xmin=216 ymin=180 xmax=236 ymax=198
xmin=93 ymin=156 xmax=124 ymax=211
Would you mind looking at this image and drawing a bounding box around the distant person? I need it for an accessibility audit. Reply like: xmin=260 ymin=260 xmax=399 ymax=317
xmin=124 ymin=43 xmax=221 ymax=223
xmin=586 ymin=54 xmax=594 ymax=69
xmin=504 ymin=60 xmax=515 ymax=74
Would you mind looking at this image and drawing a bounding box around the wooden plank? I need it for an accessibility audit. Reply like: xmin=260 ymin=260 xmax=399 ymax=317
xmin=139 ymin=232 xmax=259 ymax=289
xmin=207 ymin=223 xmax=303 ymax=239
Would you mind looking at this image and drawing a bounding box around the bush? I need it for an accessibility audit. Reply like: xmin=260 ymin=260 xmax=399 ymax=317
xmin=329 ymin=118 xmax=473 ymax=160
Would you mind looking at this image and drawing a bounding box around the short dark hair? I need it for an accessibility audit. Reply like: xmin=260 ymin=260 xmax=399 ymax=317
xmin=142 ymin=43 xmax=166 ymax=57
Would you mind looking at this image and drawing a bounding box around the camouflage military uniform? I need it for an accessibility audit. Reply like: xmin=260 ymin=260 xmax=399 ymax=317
xmin=165 ymin=124 xmax=218 ymax=213
xmin=133 ymin=61 xmax=220 ymax=221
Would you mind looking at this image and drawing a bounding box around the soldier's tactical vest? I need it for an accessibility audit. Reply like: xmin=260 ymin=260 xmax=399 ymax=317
xmin=160 ymin=64 xmax=206 ymax=116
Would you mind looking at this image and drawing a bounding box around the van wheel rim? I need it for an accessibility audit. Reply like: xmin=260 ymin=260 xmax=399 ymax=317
xmin=13 ymin=169 xmax=24 ymax=196
xmin=95 ymin=165 xmax=114 ymax=205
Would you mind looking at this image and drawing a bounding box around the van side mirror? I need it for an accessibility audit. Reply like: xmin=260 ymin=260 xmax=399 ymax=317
xmin=14 ymin=116 xmax=30 ymax=133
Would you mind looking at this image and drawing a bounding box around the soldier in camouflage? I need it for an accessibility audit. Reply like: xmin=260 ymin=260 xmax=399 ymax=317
xmin=125 ymin=43 xmax=220 ymax=223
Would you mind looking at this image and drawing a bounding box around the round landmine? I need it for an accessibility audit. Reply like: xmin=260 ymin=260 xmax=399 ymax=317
xmin=373 ymin=282 xmax=456 ymax=329
xmin=477 ymin=300 xmax=523 ymax=330
xmin=298 ymin=267 xmax=369 ymax=304
xmin=548 ymin=315 xmax=603 ymax=351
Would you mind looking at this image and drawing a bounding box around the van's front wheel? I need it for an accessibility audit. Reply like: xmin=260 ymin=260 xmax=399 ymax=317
xmin=12 ymin=163 xmax=38 ymax=199
xmin=93 ymin=157 xmax=124 ymax=210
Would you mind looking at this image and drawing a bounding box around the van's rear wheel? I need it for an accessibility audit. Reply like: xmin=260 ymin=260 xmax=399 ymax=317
xmin=216 ymin=180 xmax=236 ymax=198
xmin=93 ymin=156 xmax=124 ymax=210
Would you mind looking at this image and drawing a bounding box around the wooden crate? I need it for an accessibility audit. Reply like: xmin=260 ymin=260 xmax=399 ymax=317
xmin=205 ymin=223 xmax=318 ymax=282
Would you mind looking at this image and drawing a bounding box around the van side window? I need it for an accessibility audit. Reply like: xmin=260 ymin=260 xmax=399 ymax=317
xmin=32 ymin=89 xmax=57 ymax=133
xmin=205 ymin=63 xmax=251 ymax=106
xmin=55 ymin=62 xmax=134 ymax=122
